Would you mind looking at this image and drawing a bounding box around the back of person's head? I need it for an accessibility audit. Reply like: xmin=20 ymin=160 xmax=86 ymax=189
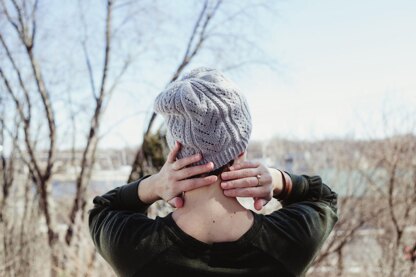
xmin=154 ymin=67 xmax=252 ymax=172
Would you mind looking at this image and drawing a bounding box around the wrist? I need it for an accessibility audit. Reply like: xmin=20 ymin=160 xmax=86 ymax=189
xmin=274 ymin=169 xmax=293 ymax=201
xmin=268 ymin=168 xmax=284 ymax=197
xmin=138 ymin=174 xmax=160 ymax=204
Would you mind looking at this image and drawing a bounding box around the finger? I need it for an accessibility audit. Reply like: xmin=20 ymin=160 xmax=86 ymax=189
xmin=254 ymin=198 xmax=269 ymax=211
xmin=223 ymin=187 xmax=267 ymax=198
xmin=167 ymin=141 xmax=181 ymax=163
xmin=172 ymin=153 xmax=202 ymax=170
xmin=176 ymin=162 xmax=214 ymax=180
xmin=221 ymin=168 xmax=257 ymax=180
xmin=221 ymin=176 xmax=259 ymax=189
xmin=180 ymin=175 xmax=217 ymax=192
xmin=229 ymin=161 xmax=260 ymax=171
xmin=168 ymin=196 xmax=184 ymax=208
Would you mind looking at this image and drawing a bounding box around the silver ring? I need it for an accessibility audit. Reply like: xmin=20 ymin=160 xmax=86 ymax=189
xmin=256 ymin=174 xmax=261 ymax=186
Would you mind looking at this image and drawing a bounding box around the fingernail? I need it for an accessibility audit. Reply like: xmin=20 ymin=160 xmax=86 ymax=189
xmin=221 ymin=182 xmax=228 ymax=188
xmin=229 ymin=166 xmax=234 ymax=171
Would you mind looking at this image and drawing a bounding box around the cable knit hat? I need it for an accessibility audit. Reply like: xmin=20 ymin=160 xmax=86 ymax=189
xmin=154 ymin=67 xmax=252 ymax=170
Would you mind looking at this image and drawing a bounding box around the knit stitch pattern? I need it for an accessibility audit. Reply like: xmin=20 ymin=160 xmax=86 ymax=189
xmin=154 ymin=67 xmax=252 ymax=170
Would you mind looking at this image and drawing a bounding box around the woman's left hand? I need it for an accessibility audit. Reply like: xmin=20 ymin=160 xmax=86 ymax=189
xmin=220 ymin=161 xmax=281 ymax=211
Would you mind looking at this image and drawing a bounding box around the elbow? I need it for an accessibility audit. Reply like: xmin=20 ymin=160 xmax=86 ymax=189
xmin=320 ymin=181 xmax=338 ymax=212
xmin=88 ymin=209 xmax=100 ymax=248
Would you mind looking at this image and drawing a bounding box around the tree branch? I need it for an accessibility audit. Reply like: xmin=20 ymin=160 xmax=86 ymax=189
xmin=128 ymin=0 xmax=223 ymax=183
xmin=65 ymin=0 xmax=114 ymax=246
xmin=0 ymin=32 xmax=32 ymax=118
xmin=0 ymin=67 xmax=42 ymax=182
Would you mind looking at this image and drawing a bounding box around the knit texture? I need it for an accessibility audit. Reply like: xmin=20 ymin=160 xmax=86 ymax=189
xmin=154 ymin=67 xmax=252 ymax=170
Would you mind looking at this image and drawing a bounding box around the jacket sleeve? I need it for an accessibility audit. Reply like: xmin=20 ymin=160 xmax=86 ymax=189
xmin=259 ymin=173 xmax=338 ymax=276
xmin=88 ymin=175 xmax=163 ymax=276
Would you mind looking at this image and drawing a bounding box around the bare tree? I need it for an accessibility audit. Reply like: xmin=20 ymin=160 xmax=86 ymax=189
xmin=0 ymin=1 xmax=60 ymax=274
xmin=128 ymin=0 xmax=223 ymax=182
xmin=65 ymin=0 xmax=115 ymax=247
xmin=0 ymin=0 xmax=123 ymax=274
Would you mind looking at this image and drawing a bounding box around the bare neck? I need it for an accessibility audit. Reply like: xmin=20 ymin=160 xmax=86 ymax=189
xmin=172 ymin=178 xmax=254 ymax=243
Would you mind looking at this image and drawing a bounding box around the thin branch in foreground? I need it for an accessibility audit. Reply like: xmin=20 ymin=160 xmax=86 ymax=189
xmin=65 ymin=0 xmax=114 ymax=246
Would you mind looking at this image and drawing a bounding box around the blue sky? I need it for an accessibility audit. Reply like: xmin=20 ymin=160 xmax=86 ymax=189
xmin=237 ymin=0 xmax=416 ymax=141
xmin=96 ymin=0 xmax=416 ymax=147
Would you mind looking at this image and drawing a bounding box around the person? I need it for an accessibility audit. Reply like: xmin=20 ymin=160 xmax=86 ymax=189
xmin=89 ymin=68 xmax=338 ymax=277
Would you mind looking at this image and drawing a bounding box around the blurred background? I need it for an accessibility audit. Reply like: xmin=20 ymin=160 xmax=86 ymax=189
xmin=1 ymin=0 xmax=415 ymax=276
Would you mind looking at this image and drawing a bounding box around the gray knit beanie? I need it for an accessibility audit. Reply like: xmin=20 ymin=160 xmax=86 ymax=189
xmin=154 ymin=67 xmax=252 ymax=170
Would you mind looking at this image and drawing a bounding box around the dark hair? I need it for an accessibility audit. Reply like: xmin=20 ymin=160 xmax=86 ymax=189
xmin=191 ymin=160 xmax=234 ymax=179
xmin=209 ymin=160 xmax=234 ymax=176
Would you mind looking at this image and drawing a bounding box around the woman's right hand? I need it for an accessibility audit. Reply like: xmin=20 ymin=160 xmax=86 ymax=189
xmin=139 ymin=141 xmax=217 ymax=208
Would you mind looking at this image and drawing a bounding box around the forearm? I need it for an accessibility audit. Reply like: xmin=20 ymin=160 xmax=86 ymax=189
xmin=89 ymin=174 xmax=153 ymax=235
xmin=276 ymin=172 xmax=337 ymax=210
